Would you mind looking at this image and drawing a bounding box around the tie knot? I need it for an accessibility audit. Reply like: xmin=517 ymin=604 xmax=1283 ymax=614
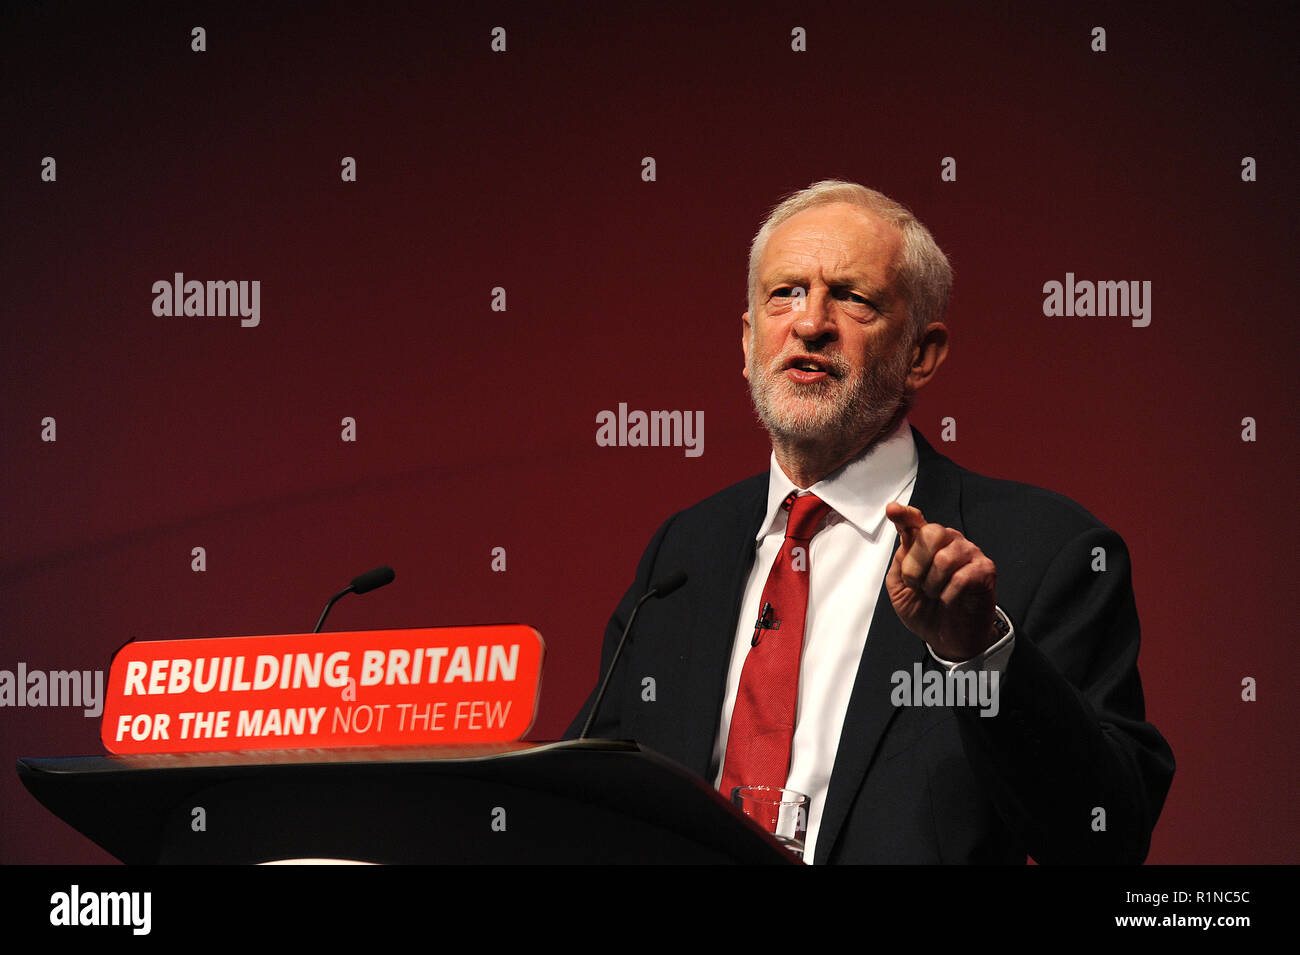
xmin=783 ymin=492 xmax=831 ymax=541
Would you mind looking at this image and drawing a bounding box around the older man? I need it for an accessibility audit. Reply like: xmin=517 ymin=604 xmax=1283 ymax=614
xmin=569 ymin=180 xmax=1174 ymax=864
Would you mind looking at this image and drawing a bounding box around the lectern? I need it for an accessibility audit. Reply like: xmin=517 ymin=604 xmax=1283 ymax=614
xmin=18 ymin=739 xmax=796 ymax=864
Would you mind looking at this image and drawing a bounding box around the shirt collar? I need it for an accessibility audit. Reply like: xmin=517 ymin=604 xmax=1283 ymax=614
xmin=757 ymin=419 xmax=918 ymax=542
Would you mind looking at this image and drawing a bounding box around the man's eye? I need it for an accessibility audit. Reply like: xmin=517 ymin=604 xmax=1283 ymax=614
xmin=832 ymin=288 xmax=873 ymax=308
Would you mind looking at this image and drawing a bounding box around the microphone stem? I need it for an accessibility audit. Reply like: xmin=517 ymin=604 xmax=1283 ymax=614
xmin=579 ymin=586 xmax=659 ymax=740
xmin=313 ymin=586 xmax=353 ymax=634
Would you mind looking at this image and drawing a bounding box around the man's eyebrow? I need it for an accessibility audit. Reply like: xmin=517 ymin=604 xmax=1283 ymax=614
xmin=763 ymin=272 xmax=892 ymax=297
xmin=760 ymin=273 xmax=897 ymax=307
xmin=763 ymin=271 xmax=810 ymax=287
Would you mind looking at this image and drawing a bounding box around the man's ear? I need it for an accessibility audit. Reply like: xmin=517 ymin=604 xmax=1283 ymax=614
xmin=741 ymin=311 xmax=752 ymax=380
xmin=906 ymin=322 xmax=949 ymax=392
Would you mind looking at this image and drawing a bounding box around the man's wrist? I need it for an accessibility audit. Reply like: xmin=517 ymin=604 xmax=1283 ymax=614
xmin=930 ymin=607 xmax=1015 ymax=670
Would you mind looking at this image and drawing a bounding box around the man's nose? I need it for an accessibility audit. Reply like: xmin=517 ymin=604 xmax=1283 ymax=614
xmin=792 ymin=287 xmax=838 ymax=342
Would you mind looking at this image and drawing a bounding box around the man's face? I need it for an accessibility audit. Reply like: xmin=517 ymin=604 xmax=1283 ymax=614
xmin=743 ymin=202 xmax=915 ymax=451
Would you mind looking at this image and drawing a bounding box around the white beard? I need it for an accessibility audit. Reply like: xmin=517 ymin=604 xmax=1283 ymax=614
xmin=747 ymin=338 xmax=912 ymax=453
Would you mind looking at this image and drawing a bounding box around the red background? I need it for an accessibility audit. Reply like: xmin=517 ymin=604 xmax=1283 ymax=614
xmin=1 ymin=1 xmax=1295 ymax=863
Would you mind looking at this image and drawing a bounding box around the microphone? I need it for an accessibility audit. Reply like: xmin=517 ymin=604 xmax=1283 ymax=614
xmin=578 ymin=571 xmax=687 ymax=740
xmin=350 ymin=565 xmax=396 ymax=595
xmin=313 ymin=566 xmax=396 ymax=633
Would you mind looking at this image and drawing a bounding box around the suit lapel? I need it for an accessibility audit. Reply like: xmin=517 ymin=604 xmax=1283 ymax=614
xmin=814 ymin=428 xmax=965 ymax=864
xmin=674 ymin=476 xmax=767 ymax=779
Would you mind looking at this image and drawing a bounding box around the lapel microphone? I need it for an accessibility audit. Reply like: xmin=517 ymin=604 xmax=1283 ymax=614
xmin=751 ymin=601 xmax=781 ymax=646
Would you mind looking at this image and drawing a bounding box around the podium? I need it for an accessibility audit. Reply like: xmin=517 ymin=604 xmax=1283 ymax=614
xmin=17 ymin=739 xmax=796 ymax=864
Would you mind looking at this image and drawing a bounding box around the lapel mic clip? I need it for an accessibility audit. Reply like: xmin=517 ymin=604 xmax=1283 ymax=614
xmin=751 ymin=601 xmax=780 ymax=646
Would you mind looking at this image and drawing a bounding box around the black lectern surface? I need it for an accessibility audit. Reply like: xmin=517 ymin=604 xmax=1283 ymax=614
xmin=18 ymin=739 xmax=796 ymax=864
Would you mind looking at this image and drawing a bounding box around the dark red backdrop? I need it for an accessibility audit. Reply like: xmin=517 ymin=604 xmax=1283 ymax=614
xmin=2 ymin=1 xmax=1295 ymax=864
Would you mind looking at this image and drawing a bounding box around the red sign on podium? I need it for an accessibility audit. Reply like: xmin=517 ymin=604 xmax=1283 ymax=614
xmin=100 ymin=626 xmax=544 ymax=754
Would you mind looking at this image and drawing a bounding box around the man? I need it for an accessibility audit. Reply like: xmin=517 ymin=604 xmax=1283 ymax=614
xmin=568 ymin=180 xmax=1175 ymax=864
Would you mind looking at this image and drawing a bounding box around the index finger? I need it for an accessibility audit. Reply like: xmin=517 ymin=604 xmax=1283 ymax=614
xmin=885 ymin=501 xmax=926 ymax=550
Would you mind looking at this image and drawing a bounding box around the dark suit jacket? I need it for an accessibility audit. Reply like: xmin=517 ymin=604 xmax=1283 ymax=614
xmin=567 ymin=429 xmax=1175 ymax=864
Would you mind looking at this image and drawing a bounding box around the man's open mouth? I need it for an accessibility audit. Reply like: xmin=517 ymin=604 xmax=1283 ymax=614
xmin=783 ymin=356 xmax=836 ymax=382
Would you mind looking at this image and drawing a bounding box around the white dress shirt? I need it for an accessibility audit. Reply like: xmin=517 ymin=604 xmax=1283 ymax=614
xmin=709 ymin=420 xmax=1014 ymax=862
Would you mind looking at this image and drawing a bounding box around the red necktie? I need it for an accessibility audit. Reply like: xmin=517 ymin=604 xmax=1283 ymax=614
xmin=719 ymin=491 xmax=831 ymax=798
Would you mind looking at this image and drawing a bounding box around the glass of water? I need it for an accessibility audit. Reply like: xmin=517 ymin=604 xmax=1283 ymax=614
xmin=732 ymin=785 xmax=808 ymax=861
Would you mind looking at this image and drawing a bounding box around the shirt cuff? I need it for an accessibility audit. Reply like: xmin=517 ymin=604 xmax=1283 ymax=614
xmin=927 ymin=607 xmax=1015 ymax=673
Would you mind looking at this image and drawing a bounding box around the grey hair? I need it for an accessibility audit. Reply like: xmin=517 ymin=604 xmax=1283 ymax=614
xmin=746 ymin=180 xmax=952 ymax=338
